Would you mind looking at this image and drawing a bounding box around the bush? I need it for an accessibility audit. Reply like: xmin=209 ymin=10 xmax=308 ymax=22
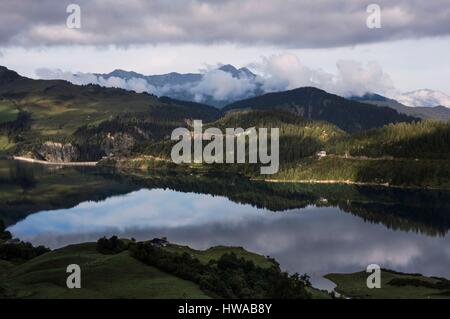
xmin=96 ymin=236 xmax=127 ymax=254
xmin=0 ymin=242 xmax=50 ymax=262
xmin=0 ymin=220 xmax=12 ymax=241
xmin=130 ymin=242 xmax=311 ymax=299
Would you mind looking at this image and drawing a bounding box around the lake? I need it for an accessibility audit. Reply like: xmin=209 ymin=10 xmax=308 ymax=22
xmin=1 ymin=159 xmax=450 ymax=289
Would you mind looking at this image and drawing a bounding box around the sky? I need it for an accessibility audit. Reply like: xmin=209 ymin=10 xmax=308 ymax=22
xmin=0 ymin=0 xmax=449 ymax=101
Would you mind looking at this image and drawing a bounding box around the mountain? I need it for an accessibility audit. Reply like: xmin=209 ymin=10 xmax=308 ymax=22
xmin=0 ymin=65 xmax=220 ymax=160
xmin=216 ymin=64 xmax=256 ymax=79
xmin=99 ymin=64 xmax=256 ymax=86
xmin=103 ymin=69 xmax=202 ymax=86
xmin=0 ymin=66 xmax=21 ymax=85
xmin=97 ymin=64 xmax=260 ymax=107
xmin=223 ymin=87 xmax=419 ymax=133
xmin=350 ymin=93 xmax=450 ymax=121
xmin=397 ymin=89 xmax=450 ymax=108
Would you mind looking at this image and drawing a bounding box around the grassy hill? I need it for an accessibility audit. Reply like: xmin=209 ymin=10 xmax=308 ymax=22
xmin=224 ymin=87 xmax=418 ymax=133
xmin=0 ymin=237 xmax=325 ymax=299
xmin=326 ymin=269 xmax=450 ymax=299
xmin=0 ymin=242 xmax=209 ymax=299
xmin=0 ymin=66 xmax=220 ymax=159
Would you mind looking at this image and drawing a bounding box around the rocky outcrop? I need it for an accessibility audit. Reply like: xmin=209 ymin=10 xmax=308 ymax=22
xmin=36 ymin=142 xmax=80 ymax=163
xmin=103 ymin=132 xmax=135 ymax=156
xmin=32 ymin=132 xmax=135 ymax=163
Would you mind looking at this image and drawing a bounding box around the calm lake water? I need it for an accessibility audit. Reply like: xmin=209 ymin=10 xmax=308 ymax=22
xmin=2 ymin=160 xmax=450 ymax=289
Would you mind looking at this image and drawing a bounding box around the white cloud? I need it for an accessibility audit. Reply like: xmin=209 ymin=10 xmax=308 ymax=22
xmin=254 ymin=53 xmax=329 ymax=92
xmin=333 ymin=60 xmax=395 ymax=97
xmin=35 ymin=53 xmax=401 ymax=103
xmin=395 ymin=89 xmax=450 ymax=107
xmin=191 ymin=69 xmax=257 ymax=102
xmin=254 ymin=53 xmax=395 ymax=97
xmin=35 ymin=68 xmax=158 ymax=94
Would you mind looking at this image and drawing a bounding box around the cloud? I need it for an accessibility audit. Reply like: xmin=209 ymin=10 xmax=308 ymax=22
xmin=35 ymin=53 xmax=398 ymax=101
xmin=395 ymin=89 xmax=450 ymax=107
xmin=190 ymin=69 xmax=257 ymax=101
xmin=255 ymin=53 xmax=395 ymax=97
xmin=333 ymin=60 xmax=395 ymax=96
xmin=1 ymin=1 xmax=450 ymax=48
xmin=254 ymin=53 xmax=331 ymax=92
xmin=36 ymin=68 xmax=158 ymax=94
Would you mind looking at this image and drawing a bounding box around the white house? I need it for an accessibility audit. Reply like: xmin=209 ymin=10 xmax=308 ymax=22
xmin=316 ymin=151 xmax=327 ymax=158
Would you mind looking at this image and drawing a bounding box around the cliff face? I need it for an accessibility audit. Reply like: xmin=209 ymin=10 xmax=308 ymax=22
xmin=33 ymin=133 xmax=136 ymax=162
xmin=36 ymin=142 xmax=80 ymax=162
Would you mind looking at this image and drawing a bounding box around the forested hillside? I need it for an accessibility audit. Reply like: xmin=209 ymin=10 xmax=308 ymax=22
xmin=328 ymin=120 xmax=450 ymax=159
xmin=224 ymin=87 xmax=418 ymax=133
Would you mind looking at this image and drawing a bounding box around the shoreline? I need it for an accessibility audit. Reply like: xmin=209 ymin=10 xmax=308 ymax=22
xmin=256 ymin=178 xmax=450 ymax=191
xmin=9 ymin=156 xmax=450 ymax=191
xmin=12 ymin=156 xmax=98 ymax=166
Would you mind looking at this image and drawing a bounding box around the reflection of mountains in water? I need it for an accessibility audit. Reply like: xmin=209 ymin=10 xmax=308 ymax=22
xmin=143 ymin=176 xmax=450 ymax=237
xmin=1 ymin=159 xmax=450 ymax=236
xmin=0 ymin=160 xmax=139 ymax=225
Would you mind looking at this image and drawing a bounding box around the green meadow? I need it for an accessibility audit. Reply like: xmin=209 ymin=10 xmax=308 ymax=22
xmin=0 ymin=242 xmax=209 ymax=299
xmin=326 ymin=269 xmax=450 ymax=299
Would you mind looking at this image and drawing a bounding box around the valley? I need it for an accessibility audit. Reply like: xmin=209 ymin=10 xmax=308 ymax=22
xmin=1 ymin=65 xmax=450 ymax=299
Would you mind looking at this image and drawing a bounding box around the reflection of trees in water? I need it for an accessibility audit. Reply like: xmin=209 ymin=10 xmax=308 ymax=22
xmin=337 ymin=201 xmax=450 ymax=237
xmin=126 ymin=172 xmax=450 ymax=236
xmin=0 ymin=161 xmax=37 ymax=192
xmin=1 ymin=159 xmax=450 ymax=236
xmin=330 ymin=186 xmax=450 ymax=237
xmin=11 ymin=161 xmax=37 ymax=192
xmin=0 ymin=161 xmax=139 ymax=226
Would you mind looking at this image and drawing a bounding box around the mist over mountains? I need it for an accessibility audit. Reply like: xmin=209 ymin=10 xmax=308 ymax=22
xmin=33 ymin=54 xmax=399 ymax=107
xmin=350 ymin=93 xmax=450 ymax=121
xmin=396 ymin=89 xmax=450 ymax=108
xmin=35 ymin=55 xmax=450 ymax=109
xmin=36 ymin=64 xmax=262 ymax=108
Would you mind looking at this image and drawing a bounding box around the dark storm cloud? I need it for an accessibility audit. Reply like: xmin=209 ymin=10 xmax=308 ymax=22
xmin=0 ymin=0 xmax=449 ymax=48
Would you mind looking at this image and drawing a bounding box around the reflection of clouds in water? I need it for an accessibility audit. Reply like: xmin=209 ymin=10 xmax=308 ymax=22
xmin=9 ymin=189 xmax=270 ymax=236
xmin=8 ymin=188 xmax=450 ymax=289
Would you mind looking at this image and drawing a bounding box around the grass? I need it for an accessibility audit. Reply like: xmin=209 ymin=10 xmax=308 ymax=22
xmin=0 ymin=78 xmax=168 ymax=142
xmin=162 ymin=244 xmax=331 ymax=299
xmin=162 ymin=244 xmax=276 ymax=269
xmin=0 ymin=240 xmax=332 ymax=299
xmin=0 ymin=242 xmax=209 ymax=299
xmin=325 ymin=269 xmax=450 ymax=299
xmin=0 ymin=103 xmax=19 ymax=124
xmin=0 ymin=135 xmax=14 ymax=153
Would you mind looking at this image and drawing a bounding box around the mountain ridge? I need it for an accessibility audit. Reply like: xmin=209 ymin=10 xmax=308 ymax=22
xmin=224 ymin=87 xmax=419 ymax=133
xmin=94 ymin=64 xmax=260 ymax=107
xmin=350 ymin=93 xmax=450 ymax=121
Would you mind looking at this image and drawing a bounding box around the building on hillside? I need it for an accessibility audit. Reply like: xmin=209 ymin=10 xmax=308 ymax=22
xmin=149 ymin=237 xmax=168 ymax=247
xmin=316 ymin=151 xmax=327 ymax=158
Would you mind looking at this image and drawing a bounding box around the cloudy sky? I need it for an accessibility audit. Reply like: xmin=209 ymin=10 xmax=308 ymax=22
xmin=0 ymin=0 xmax=449 ymax=100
